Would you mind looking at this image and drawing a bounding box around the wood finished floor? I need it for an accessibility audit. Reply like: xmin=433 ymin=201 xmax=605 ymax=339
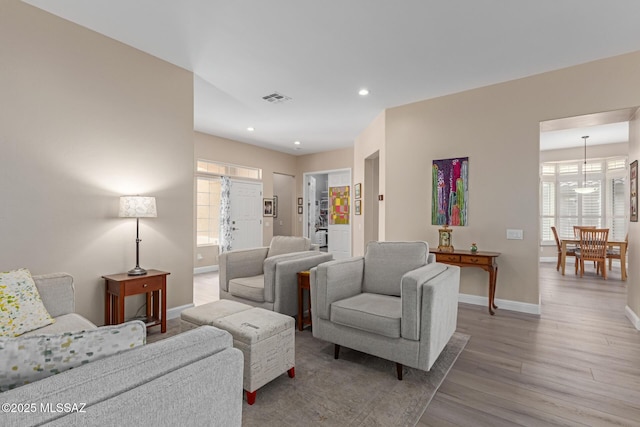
xmin=151 ymin=264 xmax=640 ymax=426
xmin=420 ymin=262 xmax=640 ymax=427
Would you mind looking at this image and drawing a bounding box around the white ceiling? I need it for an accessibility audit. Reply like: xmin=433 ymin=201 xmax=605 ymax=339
xmin=23 ymin=0 xmax=640 ymax=155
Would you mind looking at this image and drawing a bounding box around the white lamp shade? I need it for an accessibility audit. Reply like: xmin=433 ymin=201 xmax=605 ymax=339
xmin=119 ymin=196 xmax=157 ymax=218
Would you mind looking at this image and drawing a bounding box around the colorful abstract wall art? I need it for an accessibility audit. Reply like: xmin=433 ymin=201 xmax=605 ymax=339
xmin=330 ymin=186 xmax=350 ymax=225
xmin=432 ymin=157 xmax=468 ymax=226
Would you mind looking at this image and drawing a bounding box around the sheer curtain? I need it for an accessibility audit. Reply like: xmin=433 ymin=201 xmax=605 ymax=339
xmin=219 ymin=176 xmax=232 ymax=253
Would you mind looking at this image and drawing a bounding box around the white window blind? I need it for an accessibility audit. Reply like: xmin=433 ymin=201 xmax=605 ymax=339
xmin=540 ymin=156 xmax=627 ymax=244
xmin=196 ymin=177 xmax=221 ymax=246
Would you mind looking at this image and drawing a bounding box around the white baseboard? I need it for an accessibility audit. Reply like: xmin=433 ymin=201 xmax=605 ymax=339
xmin=539 ymin=256 xmax=576 ymax=265
xmin=194 ymin=265 xmax=219 ymax=275
xmin=625 ymin=305 xmax=640 ymax=330
xmin=167 ymin=303 xmax=194 ymax=320
xmin=459 ymin=293 xmax=541 ymax=315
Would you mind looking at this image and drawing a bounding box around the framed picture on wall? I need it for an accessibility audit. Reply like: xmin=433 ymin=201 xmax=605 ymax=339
xmin=631 ymin=160 xmax=638 ymax=222
xmin=355 ymin=183 xmax=362 ymax=199
xmin=297 ymin=205 xmax=303 ymax=214
xmin=355 ymin=199 xmax=362 ymax=215
xmin=297 ymin=197 xmax=303 ymax=206
xmin=273 ymin=196 xmax=278 ymax=218
xmin=263 ymin=198 xmax=274 ymax=217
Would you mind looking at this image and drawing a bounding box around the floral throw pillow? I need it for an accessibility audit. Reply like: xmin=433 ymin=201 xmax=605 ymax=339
xmin=0 ymin=320 xmax=146 ymax=391
xmin=0 ymin=268 xmax=55 ymax=337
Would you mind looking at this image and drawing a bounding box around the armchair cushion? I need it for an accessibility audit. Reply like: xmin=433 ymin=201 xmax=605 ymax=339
xmin=363 ymin=242 xmax=429 ymax=296
xmin=331 ymin=293 xmax=401 ymax=338
xmin=267 ymin=235 xmax=311 ymax=258
xmin=228 ymin=275 xmax=265 ymax=302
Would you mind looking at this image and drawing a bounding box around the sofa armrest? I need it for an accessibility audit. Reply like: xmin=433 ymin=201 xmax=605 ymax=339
xmin=219 ymin=247 xmax=269 ymax=292
xmin=266 ymin=252 xmax=333 ymax=316
xmin=417 ymin=264 xmax=460 ymax=371
xmin=311 ymin=257 xmax=364 ymax=321
xmin=33 ymin=273 xmax=75 ymax=318
xmin=400 ymin=263 xmax=448 ymax=340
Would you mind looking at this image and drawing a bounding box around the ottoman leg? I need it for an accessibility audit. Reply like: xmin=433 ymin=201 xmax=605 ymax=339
xmin=246 ymin=390 xmax=257 ymax=405
xmin=287 ymin=367 xmax=295 ymax=378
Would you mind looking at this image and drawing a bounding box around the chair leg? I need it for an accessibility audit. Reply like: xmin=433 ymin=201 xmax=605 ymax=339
xmin=580 ymin=259 xmax=584 ymax=278
xmin=396 ymin=363 xmax=403 ymax=381
xmin=334 ymin=344 xmax=340 ymax=359
xmin=556 ymin=254 xmax=561 ymax=271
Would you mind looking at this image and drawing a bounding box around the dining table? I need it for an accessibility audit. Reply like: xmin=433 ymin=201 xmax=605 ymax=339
xmin=560 ymin=237 xmax=627 ymax=280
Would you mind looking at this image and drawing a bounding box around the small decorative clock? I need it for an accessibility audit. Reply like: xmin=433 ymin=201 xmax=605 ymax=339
xmin=438 ymin=225 xmax=454 ymax=252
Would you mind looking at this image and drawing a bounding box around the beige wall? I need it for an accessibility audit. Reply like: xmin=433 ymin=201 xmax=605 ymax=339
xmin=273 ymin=173 xmax=295 ymax=236
xmin=194 ymin=132 xmax=297 ymax=247
xmin=628 ymin=108 xmax=640 ymax=326
xmin=353 ymin=111 xmax=386 ymax=256
xmin=0 ymin=1 xmax=194 ymax=325
xmin=357 ymin=51 xmax=640 ymax=309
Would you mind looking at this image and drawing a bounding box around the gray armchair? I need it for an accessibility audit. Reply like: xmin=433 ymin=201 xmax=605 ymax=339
xmin=219 ymin=236 xmax=333 ymax=317
xmin=310 ymin=241 xmax=460 ymax=379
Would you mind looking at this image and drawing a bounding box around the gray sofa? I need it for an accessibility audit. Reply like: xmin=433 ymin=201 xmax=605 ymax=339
xmin=310 ymin=241 xmax=460 ymax=379
xmin=219 ymin=236 xmax=333 ymax=316
xmin=2 ymin=273 xmax=243 ymax=426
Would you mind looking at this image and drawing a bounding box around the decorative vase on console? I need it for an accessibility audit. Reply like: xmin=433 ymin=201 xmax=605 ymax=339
xmin=470 ymin=243 xmax=478 ymax=253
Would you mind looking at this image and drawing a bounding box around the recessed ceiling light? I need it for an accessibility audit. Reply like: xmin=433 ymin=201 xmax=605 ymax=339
xmin=247 ymin=127 xmax=255 ymax=132
xmin=358 ymin=88 xmax=369 ymax=96
xmin=294 ymin=141 xmax=301 ymax=145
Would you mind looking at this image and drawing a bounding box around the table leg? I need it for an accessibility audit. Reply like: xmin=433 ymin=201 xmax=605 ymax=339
xmin=146 ymin=292 xmax=152 ymax=319
xmin=492 ymin=265 xmax=499 ymax=310
xmin=297 ymin=278 xmax=303 ymax=331
xmin=621 ymin=244 xmax=627 ymax=281
xmin=161 ymin=283 xmax=166 ymax=333
xmin=105 ymin=281 xmax=111 ymax=325
xmin=560 ymin=241 xmax=567 ymax=275
xmin=487 ymin=266 xmax=498 ymax=316
xmin=117 ymin=287 xmax=125 ymax=325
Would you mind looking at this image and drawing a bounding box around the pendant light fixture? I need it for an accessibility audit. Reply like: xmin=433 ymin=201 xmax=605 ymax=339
xmin=574 ymin=135 xmax=596 ymax=194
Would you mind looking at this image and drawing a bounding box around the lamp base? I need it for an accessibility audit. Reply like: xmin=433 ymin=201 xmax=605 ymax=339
xmin=127 ymin=266 xmax=148 ymax=276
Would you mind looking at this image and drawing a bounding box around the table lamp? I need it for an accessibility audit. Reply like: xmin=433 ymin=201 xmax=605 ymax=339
xmin=119 ymin=196 xmax=157 ymax=276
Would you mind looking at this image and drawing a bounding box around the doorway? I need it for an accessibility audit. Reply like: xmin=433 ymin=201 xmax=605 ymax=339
xmin=303 ymin=168 xmax=352 ymax=259
xmin=538 ymin=109 xmax=634 ymax=311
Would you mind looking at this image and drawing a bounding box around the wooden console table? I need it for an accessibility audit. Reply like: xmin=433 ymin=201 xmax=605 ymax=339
xmin=429 ymin=249 xmax=501 ymax=315
xmin=103 ymin=270 xmax=170 ymax=332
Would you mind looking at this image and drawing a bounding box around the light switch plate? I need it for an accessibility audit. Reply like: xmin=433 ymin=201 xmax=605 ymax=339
xmin=506 ymin=229 xmax=523 ymax=240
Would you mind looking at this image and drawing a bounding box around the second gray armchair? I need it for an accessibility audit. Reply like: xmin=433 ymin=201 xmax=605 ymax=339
xmin=310 ymin=241 xmax=460 ymax=380
xmin=219 ymin=236 xmax=333 ymax=317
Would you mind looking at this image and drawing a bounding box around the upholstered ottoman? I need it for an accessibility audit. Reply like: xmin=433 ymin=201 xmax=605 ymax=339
xmin=180 ymin=300 xmax=295 ymax=405
xmin=180 ymin=300 xmax=252 ymax=332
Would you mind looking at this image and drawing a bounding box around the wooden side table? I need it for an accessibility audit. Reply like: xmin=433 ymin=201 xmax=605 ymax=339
xmin=429 ymin=249 xmax=500 ymax=315
xmin=297 ymin=270 xmax=312 ymax=331
xmin=103 ymin=270 xmax=170 ymax=333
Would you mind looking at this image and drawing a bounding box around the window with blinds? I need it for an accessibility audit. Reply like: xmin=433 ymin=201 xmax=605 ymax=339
xmin=540 ymin=157 xmax=628 ymax=244
xmin=196 ymin=177 xmax=221 ymax=246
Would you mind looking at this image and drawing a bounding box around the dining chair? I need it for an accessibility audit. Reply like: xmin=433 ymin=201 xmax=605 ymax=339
xmin=573 ymin=225 xmax=596 ymax=237
xmin=575 ymin=228 xmax=609 ymax=279
xmin=551 ymin=226 xmax=576 ymax=271
xmin=607 ymin=233 xmax=628 ymax=271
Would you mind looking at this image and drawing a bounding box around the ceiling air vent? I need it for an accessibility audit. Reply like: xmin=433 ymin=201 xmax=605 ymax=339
xmin=262 ymin=92 xmax=291 ymax=104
